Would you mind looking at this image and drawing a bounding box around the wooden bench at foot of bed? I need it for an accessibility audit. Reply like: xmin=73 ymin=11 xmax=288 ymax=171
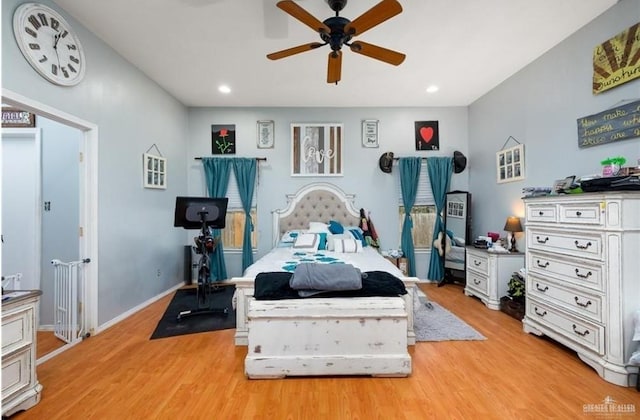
xmin=244 ymin=297 xmax=411 ymax=379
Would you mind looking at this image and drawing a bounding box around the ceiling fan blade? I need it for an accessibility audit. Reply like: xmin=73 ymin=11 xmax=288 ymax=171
xmin=277 ymin=0 xmax=331 ymax=34
xmin=350 ymin=41 xmax=405 ymax=66
xmin=327 ymin=51 xmax=342 ymax=84
xmin=267 ymin=42 xmax=325 ymax=60
xmin=343 ymin=0 xmax=402 ymax=36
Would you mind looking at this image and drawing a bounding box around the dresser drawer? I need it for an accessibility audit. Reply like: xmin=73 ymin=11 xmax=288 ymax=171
xmin=466 ymin=272 xmax=488 ymax=295
xmin=466 ymin=252 xmax=488 ymax=276
xmin=526 ymin=204 xmax=557 ymax=223
xmin=558 ymin=202 xmax=603 ymax=226
xmin=2 ymin=307 xmax=34 ymax=355
xmin=526 ymin=298 xmax=604 ymax=355
xmin=527 ymin=229 xmax=603 ymax=261
xmin=1 ymin=347 xmax=31 ymax=400
xmin=527 ymin=252 xmax=603 ymax=292
xmin=527 ymin=275 xmax=603 ymax=323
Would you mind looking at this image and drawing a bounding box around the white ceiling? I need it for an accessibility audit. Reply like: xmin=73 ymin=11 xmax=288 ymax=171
xmin=52 ymin=0 xmax=618 ymax=107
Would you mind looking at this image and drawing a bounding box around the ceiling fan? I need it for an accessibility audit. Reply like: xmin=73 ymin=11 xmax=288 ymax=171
xmin=267 ymin=0 xmax=406 ymax=84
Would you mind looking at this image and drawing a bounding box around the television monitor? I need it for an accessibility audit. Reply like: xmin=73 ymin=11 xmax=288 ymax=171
xmin=174 ymin=196 xmax=228 ymax=230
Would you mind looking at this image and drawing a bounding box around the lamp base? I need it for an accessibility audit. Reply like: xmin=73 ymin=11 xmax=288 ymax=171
xmin=509 ymin=234 xmax=518 ymax=253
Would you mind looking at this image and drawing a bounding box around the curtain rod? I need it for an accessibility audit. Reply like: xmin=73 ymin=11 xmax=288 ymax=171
xmin=194 ymin=157 xmax=267 ymax=161
xmin=392 ymin=157 xmax=428 ymax=161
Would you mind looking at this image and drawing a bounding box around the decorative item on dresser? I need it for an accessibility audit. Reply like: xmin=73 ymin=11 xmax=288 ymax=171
xmin=522 ymin=192 xmax=640 ymax=387
xmin=2 ymin=290 xmax=43 ymax=417
xmin=464 ymin=247 xmax=524 ymax=310
xmin=503 ymin=216 xmax=523 ymax=252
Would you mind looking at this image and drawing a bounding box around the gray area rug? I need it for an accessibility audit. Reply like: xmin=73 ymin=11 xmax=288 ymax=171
xmin=413 ymin=288 xmax=486 ymax=342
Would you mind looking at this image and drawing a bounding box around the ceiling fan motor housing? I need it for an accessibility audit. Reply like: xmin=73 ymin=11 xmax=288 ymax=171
xmin=321 ymin=16 xmax=352 ymax=51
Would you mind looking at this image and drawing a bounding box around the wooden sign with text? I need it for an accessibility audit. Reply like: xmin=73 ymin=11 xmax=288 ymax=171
xmin=577 ymin=100 xmax=640 ymax=148
xmin=592 ymin=22 xmax=640 ymax=94
xmin=2 ymin=107 xmax=35 ymax=128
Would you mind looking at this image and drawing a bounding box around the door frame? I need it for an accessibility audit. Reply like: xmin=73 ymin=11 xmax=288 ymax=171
xmin=2 ymin=88 xmax=99 ymax=361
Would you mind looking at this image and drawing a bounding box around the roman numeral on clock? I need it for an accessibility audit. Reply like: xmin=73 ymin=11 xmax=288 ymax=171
xmin=29 ymin=43 xmax=40 ymax=50
xmin=37 ymin=13 xmax=49 ymax=26
xmin=67 ymin=44 xmax=77 ymax=50
xmin=70 ymin=56 xmax=79 ymax=64
xmin=39 ymin=55 xmax=48 ymax=63
xmin=51 ymin=18 xmax=60 ymax=31
xmin=61 ymin=67 xmax=69 ymax=78
xmin=52 ymin=64 xmax=58 ymax=75
xmin=68 ymin=64 xmax=77 ymax=73
xmin=25 ymin=27 xmax=37 ymax=38
xmin=28 ymin=15 xmax=41 ymax=30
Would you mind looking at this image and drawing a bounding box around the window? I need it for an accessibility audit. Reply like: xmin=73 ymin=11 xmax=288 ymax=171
xmin=397 ymin=161 xmax=437 ymax=249
xmin=219 ymin=171 xmax=257 ymax=250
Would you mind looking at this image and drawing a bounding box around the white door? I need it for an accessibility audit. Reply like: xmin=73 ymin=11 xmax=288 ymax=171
xmin=2 ymin=128 xmax=41 ymax=291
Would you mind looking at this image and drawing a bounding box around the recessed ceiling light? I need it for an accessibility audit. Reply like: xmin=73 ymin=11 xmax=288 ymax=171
xmin=426 ymin=85 xmax=439 ymax=93
xmin=218 ymin=85 xmax=231 ymax=94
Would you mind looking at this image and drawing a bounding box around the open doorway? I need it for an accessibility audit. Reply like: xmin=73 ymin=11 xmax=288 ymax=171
xmin=2 ymin=88 xmax=98 ymax=363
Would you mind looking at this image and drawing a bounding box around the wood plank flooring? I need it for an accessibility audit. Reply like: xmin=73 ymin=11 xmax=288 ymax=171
xmin=11 ymin=283 xmax=639 ymax=420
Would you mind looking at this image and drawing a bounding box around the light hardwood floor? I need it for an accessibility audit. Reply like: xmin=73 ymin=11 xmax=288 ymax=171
xmin=11 ymin=283 xmax=639 ymax=420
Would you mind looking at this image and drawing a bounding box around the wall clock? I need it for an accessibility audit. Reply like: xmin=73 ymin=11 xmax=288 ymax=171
xmin=13 ymin=3 xmax=86 ymax=86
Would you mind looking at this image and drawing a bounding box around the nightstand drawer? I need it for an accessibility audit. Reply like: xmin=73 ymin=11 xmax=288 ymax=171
xmin=466 ymin=252 xmax=488 ymax=275
xmin=1 ymin=347 xmax=31 ymax=400
xmin=527 ymin=275 xmax=603 ymax=323
xmin=466 ymin=272 xmax=488 ymax=295
xmin=2 ymin=307 xmax=34 ymax=355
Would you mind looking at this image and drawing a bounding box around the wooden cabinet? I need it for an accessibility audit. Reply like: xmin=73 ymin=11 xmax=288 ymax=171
xmin=523 ymin=193 xmax=640 ymax=387
xmin=464 ymin=247 xmax=524 ymax=310
xmin=2 ymin=290 xmax=42 ymax=416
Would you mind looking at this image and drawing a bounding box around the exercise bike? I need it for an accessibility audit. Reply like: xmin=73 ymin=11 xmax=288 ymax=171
xmin=173 ymin=196 xmax=230 ymax=322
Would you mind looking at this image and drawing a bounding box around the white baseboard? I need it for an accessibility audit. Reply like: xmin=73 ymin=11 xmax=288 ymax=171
xmin=95 ymin=282 xmax=183 ymax=334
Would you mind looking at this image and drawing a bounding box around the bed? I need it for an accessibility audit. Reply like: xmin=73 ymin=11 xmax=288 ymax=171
xmin=229 ymin=182 xmax=419 ymax=378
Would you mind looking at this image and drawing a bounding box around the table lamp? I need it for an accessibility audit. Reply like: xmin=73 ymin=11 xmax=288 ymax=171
xmin=504 ymin=216 xmax=523 ymax=252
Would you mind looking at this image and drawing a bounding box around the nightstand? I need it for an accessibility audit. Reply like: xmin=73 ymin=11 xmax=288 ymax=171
xmin=464 ymin=247 xmax=524 ymax=310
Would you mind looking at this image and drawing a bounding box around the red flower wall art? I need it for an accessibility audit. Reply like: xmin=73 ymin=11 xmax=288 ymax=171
xmin=211 ymin=124 xmax=236 ymax=154
xmin=415 ymin=121 xmax=439 ymax=151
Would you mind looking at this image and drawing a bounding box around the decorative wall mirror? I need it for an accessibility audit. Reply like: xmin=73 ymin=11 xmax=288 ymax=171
xmin=442 ymin=191 xmax=472 ymax=284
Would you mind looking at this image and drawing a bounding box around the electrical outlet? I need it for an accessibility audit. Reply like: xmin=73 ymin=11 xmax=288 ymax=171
xmin=156 ymin=269 xmax=161 ymax=277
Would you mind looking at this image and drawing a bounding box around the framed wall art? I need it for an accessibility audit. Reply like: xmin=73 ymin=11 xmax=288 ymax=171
xmin=257 ymin=120 xmax=274 ymax=149
xmin=415 ymin=121 xmax=439 ymax=151
xmin=362 ymin=119 xmax=379 ymax=148
xmin=211 ymin=124 xmax=236 ymax=154
xmin=496 ymin=143 xmax=525 ymax=184
xmin=2 ymin=107 xmax=35 ymax=127
xmin=143 ymin=152 xmax=167 ymax=189
xmin=291 ymin=123 xmax=343 ymax=177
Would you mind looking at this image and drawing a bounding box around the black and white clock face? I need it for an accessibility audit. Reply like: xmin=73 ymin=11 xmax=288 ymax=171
xmin=13 ymin=3 xmax=86 ymax=86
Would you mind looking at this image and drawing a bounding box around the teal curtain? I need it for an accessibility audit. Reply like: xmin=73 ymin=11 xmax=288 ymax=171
xmin=232 ymin=158 xmax=257 ymax=272
xmin=426 ymin=157 xmax=453 ymax=281
xmin=399 ymin=157 xmax=421 ymax=277
xmin=202 ymin=157 xmax=231 ymax=281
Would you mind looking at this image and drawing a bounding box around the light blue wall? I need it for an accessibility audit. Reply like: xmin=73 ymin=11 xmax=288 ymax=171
xmin=468 ymin=0 xmax=640 ymax=251
xmin=187 ymin=107 xmax=469 ymax=279
xmin=2 ymin=0 xmax=189 ymax=325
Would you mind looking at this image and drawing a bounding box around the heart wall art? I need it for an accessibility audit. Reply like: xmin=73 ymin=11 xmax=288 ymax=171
xmin=415 ymin=121 xmax=440 ymax=151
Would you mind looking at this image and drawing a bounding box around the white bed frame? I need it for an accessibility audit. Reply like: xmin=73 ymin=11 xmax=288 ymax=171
xmin=229 ymin=183 xmax=418 ymax=378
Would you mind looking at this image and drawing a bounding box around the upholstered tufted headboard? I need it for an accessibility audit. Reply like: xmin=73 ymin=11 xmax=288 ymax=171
xmin=271 ymin=183 xmax=361 ymax=246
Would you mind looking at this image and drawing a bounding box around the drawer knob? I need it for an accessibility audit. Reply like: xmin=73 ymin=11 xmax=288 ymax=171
xmin=574 ymin=297 xmax=593 ymax=308
xmin=536 ymin=260 xmax=550 ymax=268
xmin=574 ymin=240 xmax=592 ymax=250
xmin=538 ymin=211 xmax=544 ymax=216
xmin=572 ymin=324 xmax=590 ymax=337
xmin=574 ymin=269 xmax=593 ymax=279
xmin=473 ymin=279 xmax=481 ymax=285
xmin=536 ymin=236 xmax=549 ymax=244
xmin=536 ymin=283 xmax=549 ymax=292
xmin=575 ymin=211 xmax=582 ymax=217
xmin=473 ymin=260 xmax=481 ymax=266
xmin=534 ymin=308 xmax=547 ymax=317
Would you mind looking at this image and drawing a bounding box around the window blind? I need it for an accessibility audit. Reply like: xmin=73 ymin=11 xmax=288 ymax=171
xmin=396 ymin=161 xmax=435 ymax=205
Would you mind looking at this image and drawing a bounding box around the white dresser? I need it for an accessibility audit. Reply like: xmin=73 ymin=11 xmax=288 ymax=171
xmin=2 ymin=290 xmax=43 ymax=416
xmin=522 ymin=193 xmax=640 ymax=387
xmin=465 ymin=247 xmax=524 ymax=310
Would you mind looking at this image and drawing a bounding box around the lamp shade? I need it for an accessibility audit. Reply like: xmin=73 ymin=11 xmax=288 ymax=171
xmin=504 ymin=216 xmax=523 ymax=233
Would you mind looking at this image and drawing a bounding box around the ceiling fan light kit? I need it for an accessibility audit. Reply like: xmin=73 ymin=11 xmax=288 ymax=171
xmin=267 ymin=0 xmax=405 ymax=84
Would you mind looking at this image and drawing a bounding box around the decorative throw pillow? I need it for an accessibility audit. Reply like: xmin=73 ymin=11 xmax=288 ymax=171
xmin=308 ymin=222 xmax=330 ymax=233
xmin=292 ymin=233 xmax=320 ymax=251
xmin=328 ymin=220 xmax=345 ymax=234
